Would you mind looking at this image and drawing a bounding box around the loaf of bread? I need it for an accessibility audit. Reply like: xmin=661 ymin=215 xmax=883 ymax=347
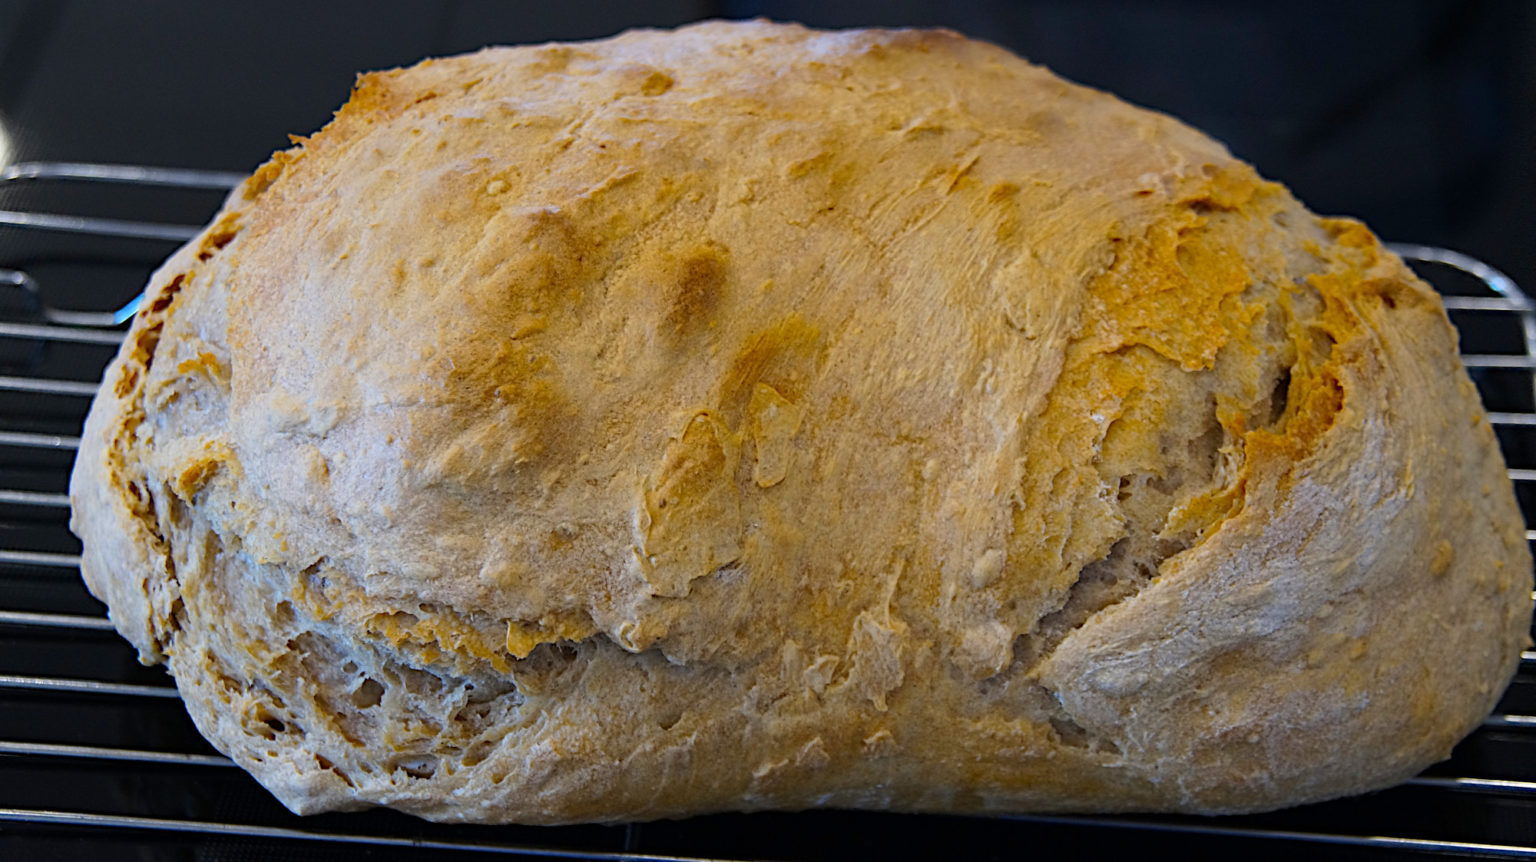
xmin=70 ymin=20 xmax=1532 ymax=823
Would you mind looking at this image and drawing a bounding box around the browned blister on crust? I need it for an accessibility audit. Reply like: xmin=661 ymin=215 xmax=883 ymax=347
xmin=70 ymin=20 xmax=1532 ymax=822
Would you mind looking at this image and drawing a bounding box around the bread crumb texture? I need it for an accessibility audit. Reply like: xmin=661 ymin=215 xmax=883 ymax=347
xmin=69 ymin=20 xmax=1531 ymax=822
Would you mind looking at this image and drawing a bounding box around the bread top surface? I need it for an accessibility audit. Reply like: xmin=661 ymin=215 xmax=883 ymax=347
xmin=70 ymin=20 xmax=1532 ymax=822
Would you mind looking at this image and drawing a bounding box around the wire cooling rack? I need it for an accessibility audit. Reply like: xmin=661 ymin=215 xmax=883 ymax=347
xmin=0 ymin=162 xmax=1533 ymax=861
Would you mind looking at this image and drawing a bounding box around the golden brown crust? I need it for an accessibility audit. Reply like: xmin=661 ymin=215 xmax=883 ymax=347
xmin=69 ymin=20 xmax=1531 ymax=822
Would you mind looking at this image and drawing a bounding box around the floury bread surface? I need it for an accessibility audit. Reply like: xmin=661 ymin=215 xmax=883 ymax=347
xmin=70 ymin=20 xmax=1532 ymax=822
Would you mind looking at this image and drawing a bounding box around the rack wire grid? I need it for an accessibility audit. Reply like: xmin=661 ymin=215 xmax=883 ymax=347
xmin=0 ymin=161 xmax=1533 ymax=862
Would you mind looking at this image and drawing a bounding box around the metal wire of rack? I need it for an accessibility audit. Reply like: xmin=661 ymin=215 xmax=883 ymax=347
xmin=1 ymin=162 xmax=1534 ymax=860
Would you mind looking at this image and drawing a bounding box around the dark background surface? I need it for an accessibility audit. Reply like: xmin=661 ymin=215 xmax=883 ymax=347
xmin=0 ymin=0 xmax=1531 ymax=292
xmin=0 ymin=2 xmax=1533 ymax=860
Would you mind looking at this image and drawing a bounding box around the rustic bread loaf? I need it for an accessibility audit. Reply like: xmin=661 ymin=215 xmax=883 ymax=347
xmin=70 ymin=20 xmax=1532 ymax=823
